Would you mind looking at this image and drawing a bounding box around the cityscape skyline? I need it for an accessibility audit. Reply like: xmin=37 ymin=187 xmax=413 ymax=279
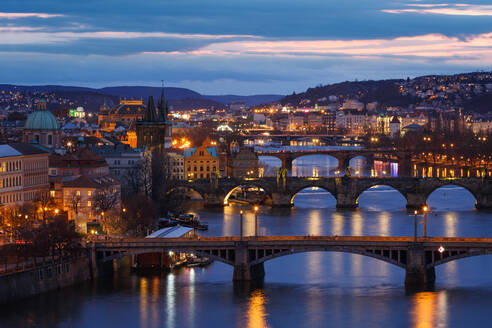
xmin=0 ymin=0 xmax=491 ymax=94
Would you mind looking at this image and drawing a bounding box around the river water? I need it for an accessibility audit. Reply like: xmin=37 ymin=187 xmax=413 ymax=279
xmin=1 ymin=155 xmax=492 ymax=328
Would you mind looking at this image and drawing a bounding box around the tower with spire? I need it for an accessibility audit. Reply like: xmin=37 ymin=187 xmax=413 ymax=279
xmin=136 ymin=86 xmax=172 ymax=151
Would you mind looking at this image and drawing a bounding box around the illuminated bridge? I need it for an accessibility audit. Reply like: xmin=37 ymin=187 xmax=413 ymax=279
xmin=167 ymin=176 xmax=492 ymax=210
xmin=89 ymin=236 xmax=492 ymax=286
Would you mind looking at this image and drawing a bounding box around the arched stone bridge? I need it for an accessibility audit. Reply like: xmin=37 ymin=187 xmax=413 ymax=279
xmin=89 ymin=236 xmax=492 ymax=286
xmin=166 ymin=177 xmax=492 ymax=210
xmin=254 ymin=148 xmax=409 ymax=173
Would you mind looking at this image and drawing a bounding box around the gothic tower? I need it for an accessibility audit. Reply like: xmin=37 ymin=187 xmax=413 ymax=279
xmin=136 ymin=88 xmax=172 ymax=151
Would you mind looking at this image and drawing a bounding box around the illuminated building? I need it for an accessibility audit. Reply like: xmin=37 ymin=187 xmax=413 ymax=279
xmin=184 ymin=138 xmax=219 ymax=179
xmin=98 ymin=99 xmax=145 ymax=132
xmin=136 ymin=89 xmax=172 ymax=151
xmin=0 ymin=143 xmax=49 ymax=205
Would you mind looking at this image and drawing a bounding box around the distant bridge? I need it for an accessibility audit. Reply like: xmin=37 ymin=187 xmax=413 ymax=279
xmin=89 ymin=236 xmax=492 ymax=286
xmin=167 ymin=177 xmax=492 ymax=210
xmin=254 ymin=147 xmax=406 ymax=172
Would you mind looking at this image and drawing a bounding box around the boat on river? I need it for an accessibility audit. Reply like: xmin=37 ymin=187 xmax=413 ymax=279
xmin=171 ymin=213 xmax=208 ymax=231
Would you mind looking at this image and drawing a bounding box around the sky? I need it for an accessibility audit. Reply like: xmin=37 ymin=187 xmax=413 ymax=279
xmin=0 ymin=0 xmax=491 ymax=95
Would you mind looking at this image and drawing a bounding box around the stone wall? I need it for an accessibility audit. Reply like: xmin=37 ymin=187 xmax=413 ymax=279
xmin=0 ymin=257 xmax=91 ymax=304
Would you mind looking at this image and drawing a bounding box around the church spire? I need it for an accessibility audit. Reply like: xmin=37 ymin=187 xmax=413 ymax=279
xmin=144 ymin=95 xmax=157 ymax=121
xmin=158 ymin=82 xmax=168 ymax=122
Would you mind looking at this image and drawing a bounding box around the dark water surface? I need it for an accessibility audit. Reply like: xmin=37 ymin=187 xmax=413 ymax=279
xmin=1 ymin=157 xmax=491 ymax=327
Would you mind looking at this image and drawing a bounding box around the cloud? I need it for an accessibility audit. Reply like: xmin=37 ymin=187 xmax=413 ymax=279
xmin=0 ymin=29 xmax=261 ymax=45
xmin=142 ymin=33 xmax=492 ymax=63
xmin=0 ymin=12 xmax=64 ymax=19
xmin=383 ymin=3 xmax=492 ymax=16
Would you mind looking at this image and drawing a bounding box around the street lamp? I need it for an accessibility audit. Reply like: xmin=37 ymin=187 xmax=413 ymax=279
xmin=253 ymin=205 xmax=259 ymax=238
xmin=423 ymin=206 xmax=428 ymax=238
xmin=239 ymin=210 xmax=243 ymax=240
xmin=414 ymin=210 xmax=418 ymax=242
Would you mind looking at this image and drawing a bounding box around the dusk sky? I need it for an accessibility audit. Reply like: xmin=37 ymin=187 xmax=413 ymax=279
xmin=1 ymin=0 xmax=492 ymax=94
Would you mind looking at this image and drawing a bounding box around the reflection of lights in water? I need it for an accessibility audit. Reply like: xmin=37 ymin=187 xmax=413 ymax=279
xmin=189 ymin=268 xmax=196 ymax=327
xmin=150 ymin=277 xmax=159 ymax=328
xmin=412 ymin=291 xmax=447 ymax=328
xmin=350 ymin=213 xmax=363 ymax=276
xmin=166 ymin=274 xmax=176 ymax=328
xmin=444 ymin=212 xmax=457 ymax=237
xmin=308 ymin=210 xmax=322 ymax=236
xmin=247 ymin=289 xmax=270 ymax=328
xmin=351 ymin=212 xmax=363 ymax=236
xmin=222 ymin=206 xmax=237 ymax=236
xmin=331 ymin=212 xmax=344 ymax=235
xmin=140 ymin=278 xmax=148 ymax=328
xmin=378 ymin=212 xmax=390 ymax=236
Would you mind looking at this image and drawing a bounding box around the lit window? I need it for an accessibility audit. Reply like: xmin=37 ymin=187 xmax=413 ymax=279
xmin=50 ymin=190 xmax=55 ymax=197
xmin=76 ymin=191 xmax=80 ymax=196
xmin=87 ymin=191 xmax=92 ymax=197
xmin=87 ymin=201 xmax=91 ymax=207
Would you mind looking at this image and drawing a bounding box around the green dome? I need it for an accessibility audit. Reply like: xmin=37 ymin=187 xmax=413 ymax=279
xmin=24 ymin=110 xmax=59 ymax=130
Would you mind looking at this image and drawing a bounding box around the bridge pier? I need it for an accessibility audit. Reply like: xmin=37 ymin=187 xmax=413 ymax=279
xmin=233 ymin=242 xmax=265 ymax=281
xmin=203 ymin=193 xmax=225 ymax=207
xmin=405 ymin=192 xmax=427 ymax=211
xmin=271 ymin=192 xmax=293 ymax=207
xmin=281 ymin=157 xmax=293 ymax=171
xmin=335 ymin=193 xmax=358 ymax=209
xmin=405 ymin=244 xmax=435 ymax=287
xmin=476 ymin=193 xmax=492 ymax=210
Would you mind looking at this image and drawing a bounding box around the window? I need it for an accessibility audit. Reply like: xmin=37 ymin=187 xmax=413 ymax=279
xmin=50 ymin=190 xmax=55 ymax=197
xmin=76 ymin=190 xmax=80 ymax=196
xmin=87 ymin=191 xmax=92 ymax=196
xmin=48 ymin=135 xmax=53 ymax=145
xmin=87 ymin=201 xmax=91 ymax=207
xmin=200 ymin=166 xmax=203 ymax=171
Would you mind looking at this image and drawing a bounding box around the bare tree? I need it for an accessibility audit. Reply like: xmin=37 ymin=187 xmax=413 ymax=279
xmin=92 ymin=189 xmax=120 ymax=214
xmin=69 ymin=192 xmax=81 ymax=218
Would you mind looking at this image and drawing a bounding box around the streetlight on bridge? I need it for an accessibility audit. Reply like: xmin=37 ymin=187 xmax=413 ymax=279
xmin=240 ymin=210 xmax=244 ymax=241
xmin=253 ymin=205 xmax=259 ymax=238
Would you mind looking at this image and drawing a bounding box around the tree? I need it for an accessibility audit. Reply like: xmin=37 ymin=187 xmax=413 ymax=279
xmin=69 ymin=192 xmax=81 ymax=218
xmin=92 ymin=189 xmax=120 ymax=214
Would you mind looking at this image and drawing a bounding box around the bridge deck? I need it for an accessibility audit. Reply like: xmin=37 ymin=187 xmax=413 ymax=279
xmin=90 ymin=236 xmax=492 ymax=248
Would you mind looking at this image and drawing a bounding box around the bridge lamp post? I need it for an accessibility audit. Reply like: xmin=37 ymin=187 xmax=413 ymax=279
xmin=423 ymin=206 xmax=428 ymax=238
xmin=240 ymin=210 xmax=243 ymax=241
xmin=414 ymin=210 xmax=418 ymax=242
xmin=253 ymin=205 xmax=259 ymax=238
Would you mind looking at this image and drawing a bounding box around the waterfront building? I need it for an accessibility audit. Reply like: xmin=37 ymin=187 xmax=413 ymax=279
xmin=166 ymin=152 xmax=185 ymax=180
xmin=23 ymin=109 xmax=61 ymax=149
xmin=184 ymin=138 xmax=219 ymax=179
xmin=226 ymin=147 xmax=259 ymax=178
xmin=0 ymin=143 xmax=49 ymax=206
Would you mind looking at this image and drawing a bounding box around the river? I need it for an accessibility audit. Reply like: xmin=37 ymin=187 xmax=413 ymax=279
xmin=1 ymin=155 xmax=491 ymax=328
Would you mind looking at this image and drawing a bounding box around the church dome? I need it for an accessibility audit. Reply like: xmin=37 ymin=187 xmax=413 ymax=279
xmin=24 ymin=110 xmax=59 ymax=130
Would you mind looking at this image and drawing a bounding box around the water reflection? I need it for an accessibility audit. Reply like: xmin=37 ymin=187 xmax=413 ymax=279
xmin=166 ymin=273 xmax=176 ymax=328
xmin=411 ymin=291 xmax=448 ymax=328
xmin=247 ymin=289 xmax=269 ymax=328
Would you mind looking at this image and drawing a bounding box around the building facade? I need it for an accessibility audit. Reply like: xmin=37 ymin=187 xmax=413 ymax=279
xmin=23 ymin=109 xmax=61 ymax=149
xmin=0 ymin=143 xmax=49 ymax=206
xmin=184 ymin=138 xmax=219 ymax=179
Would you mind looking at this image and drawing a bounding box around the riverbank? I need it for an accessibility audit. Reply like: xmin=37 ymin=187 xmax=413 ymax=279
xmin=0 ymin=256 xmax=92 ymax=304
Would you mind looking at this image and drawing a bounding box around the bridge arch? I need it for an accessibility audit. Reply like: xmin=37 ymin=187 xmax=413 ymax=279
xmin=289 ymin=185 xmax=337 ymax=207
xmin=165 ymin=183 xmax=206 ymax=200
xmin=425 ymin=183 xmax=479 ymax=210
xmin=291 ymin=154 xmax=339 ymax=177
xmin=223 ymin=183 xmax=272 ymax=206
xmin=354 ymin=183 xmax=407 ymax=206
xmin=429 ymin=249 xmax=492 ymax=268
xmin=356 ymin=184 xmax=407 ymax=210
xmin=248 ymin=247 xmax=406 ymax=268
xmin=98 ymin=248 xmax=235 ymax=266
